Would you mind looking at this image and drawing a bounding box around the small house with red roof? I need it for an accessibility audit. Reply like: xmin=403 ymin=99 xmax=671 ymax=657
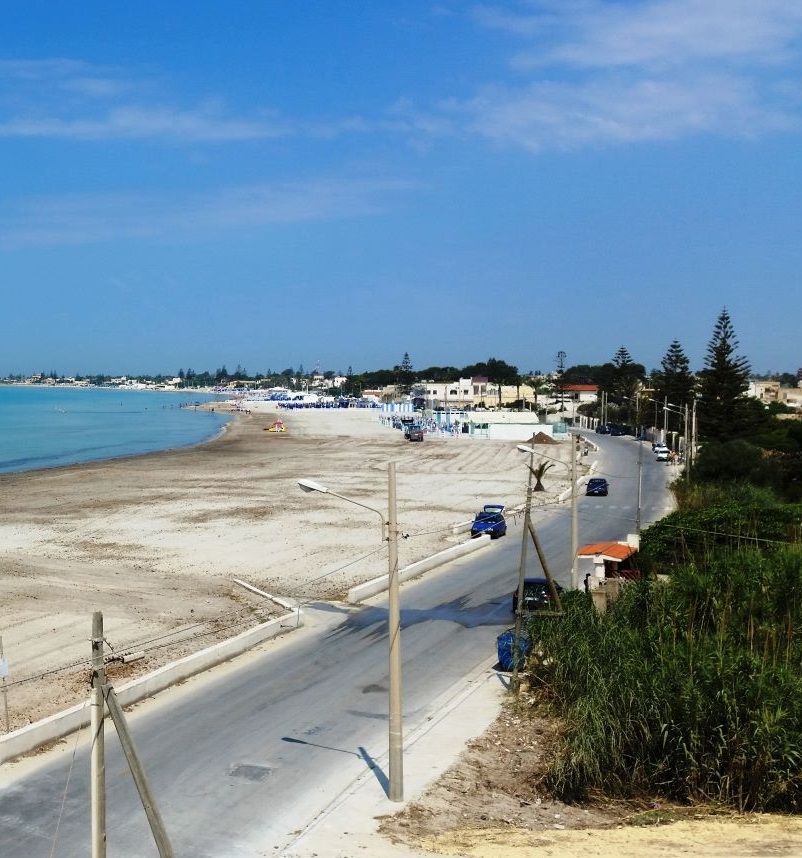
xmin=577 ymin=537 xmax=640 ymax=590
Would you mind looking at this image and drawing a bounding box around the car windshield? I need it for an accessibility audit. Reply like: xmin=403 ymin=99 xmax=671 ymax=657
xmin=524 ymin=582 xmax=548 ymax=597
xmin=475 ymin=512 xmax=501 ymax=522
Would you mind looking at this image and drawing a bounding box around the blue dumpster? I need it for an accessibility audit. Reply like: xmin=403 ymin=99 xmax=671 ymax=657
xmin=496 ymin=628 xmax=531 ymax=671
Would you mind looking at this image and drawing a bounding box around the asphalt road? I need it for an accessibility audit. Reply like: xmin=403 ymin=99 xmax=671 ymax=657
xmin=0 ymin=434 xmax=674 ymax=857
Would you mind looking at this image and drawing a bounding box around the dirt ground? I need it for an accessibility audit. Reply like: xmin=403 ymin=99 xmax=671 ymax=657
xmin=380 ymin=695 xmax=802 ymax=857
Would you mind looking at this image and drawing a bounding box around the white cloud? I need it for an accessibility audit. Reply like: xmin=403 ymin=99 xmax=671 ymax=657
xmin=455 ymin=72 xmax=795 ymax=150
xmin=0 ymin=105 xmax=295 ymax=142
xmin=2 ymin=3 xmax=801 ymax=153
xmin=0 ymin=58 xmax=138 ymax=102
xmin=0 ymin=58 xmax=299 ymax=143
xmin=461 ymin=0 xmax=802 ymax=148
xmin=0 ymin=178 xmax=417 ymax=250
xmin=504 ymin=0 xmax=802 ymax=70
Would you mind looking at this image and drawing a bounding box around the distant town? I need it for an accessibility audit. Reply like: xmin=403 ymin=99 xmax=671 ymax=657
xmin=3 ymin=355 xmax=801 ymax=418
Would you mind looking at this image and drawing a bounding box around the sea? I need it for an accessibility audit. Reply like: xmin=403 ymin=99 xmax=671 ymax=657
xmin=0 ymin=385 xmax=231 ymax=475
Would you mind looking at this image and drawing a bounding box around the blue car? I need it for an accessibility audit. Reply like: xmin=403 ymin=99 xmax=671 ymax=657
xmin=470 ymin=504 xmax=507 ymax=539
xmin=585 ymin=477 xmax=609 ymax=497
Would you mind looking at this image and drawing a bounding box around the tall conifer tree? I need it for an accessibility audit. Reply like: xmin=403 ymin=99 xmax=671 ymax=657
xmin=655 ymin=340 xmax=695 ymax=433
xmin=697 ymin=309 xmax=752 ymax=441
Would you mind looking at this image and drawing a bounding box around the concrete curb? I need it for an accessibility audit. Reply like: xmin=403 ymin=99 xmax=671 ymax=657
xmin=346 ymin=535 xmax=491 ymax=603
xmin=0 ymin=610 xmax=300 ymax=765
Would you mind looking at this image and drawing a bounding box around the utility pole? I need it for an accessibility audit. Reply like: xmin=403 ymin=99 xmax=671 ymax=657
xmin=636 ymin=438 xmax=643 ymax=535
xmin=1 ymin=636 xmax=10 ymax=733
xmin=91 ymin=612 xmax=107 ymax=858
xmin=103 ymin=686 xmax=175 ymax=858
xmin=683 ymin=404 xmax=690 ymax=485
xmin=89 ymin=612 xmax=175 ymax=857
xmin=570 ymin=436 xmax=579 ymax=590
xmin=387 ymin=461 xmax=403 ymax=802
xmin=512 ymin=438 xmax=564 ymax=695
xmin=512 ymin=445 xmax=536 ymax=695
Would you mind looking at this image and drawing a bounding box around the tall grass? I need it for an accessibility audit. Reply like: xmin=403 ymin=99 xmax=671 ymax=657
xmin=528 ymin=544 xmax=802 ymax=810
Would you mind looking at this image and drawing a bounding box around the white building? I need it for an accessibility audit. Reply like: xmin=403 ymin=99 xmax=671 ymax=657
xmin=421 ymin=376 xmax=490 ymax=408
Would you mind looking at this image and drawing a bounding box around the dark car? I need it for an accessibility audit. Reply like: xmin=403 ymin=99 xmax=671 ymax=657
xmin=512 ymin=576 xmax=563 ymax=613
xmin=586 ymin=477 xmax=609 ymax=496
xmin=470 ymin=504 xmax=506 ymax=538
xmin=595 ymin=424 xmax=610 ymax=434
xmin=407 ymin=428 xmax=424 ymax=442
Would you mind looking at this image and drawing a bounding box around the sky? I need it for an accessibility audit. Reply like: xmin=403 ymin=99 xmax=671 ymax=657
xmin=1 ymin=1 xmax=801 ymax=379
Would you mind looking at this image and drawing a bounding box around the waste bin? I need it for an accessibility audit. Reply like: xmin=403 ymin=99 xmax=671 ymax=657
xmin=496 ymin=628 xmax=531 ymax=672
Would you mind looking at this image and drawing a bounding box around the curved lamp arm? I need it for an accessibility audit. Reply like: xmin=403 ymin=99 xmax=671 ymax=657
xmin=298 ymin=479 xmax=387 ymax=539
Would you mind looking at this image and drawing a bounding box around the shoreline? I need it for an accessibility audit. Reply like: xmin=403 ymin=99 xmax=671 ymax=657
xmin=0 ymin=386 xmax=234 ymax=478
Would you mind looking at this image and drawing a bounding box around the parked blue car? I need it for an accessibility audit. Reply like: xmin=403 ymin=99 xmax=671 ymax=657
xmin=470 ymin=504 xmax=507 ymax=539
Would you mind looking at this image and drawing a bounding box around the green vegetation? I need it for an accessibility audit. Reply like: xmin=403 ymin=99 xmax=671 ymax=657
xmin=527 ymin=469 xmax=802 ymax=811
xmin=525 ymin=310 xmax=802 ymax=812
xmin=528 ymin=536 xmax=802 ymax=811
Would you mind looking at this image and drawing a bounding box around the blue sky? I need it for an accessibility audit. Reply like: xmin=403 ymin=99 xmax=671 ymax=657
xmin=2 ymin=1 xmax=800 ymax=379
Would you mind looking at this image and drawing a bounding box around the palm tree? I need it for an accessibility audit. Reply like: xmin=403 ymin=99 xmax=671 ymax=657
xmin=529 ymin=460 xmax=555 ymax=492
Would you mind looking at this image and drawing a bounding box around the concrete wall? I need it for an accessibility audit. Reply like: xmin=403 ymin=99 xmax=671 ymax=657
xmin=347 ymin=535 xmax=491 ymax=603
xmin=0 ymin=611 xmax=300 ymax=765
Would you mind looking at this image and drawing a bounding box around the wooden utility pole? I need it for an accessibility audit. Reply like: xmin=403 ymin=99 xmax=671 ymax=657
xmin=89 ymin=612 xmax=175 ymax=858
xmin=91 ymin=612 xmax=107 ymax=858
xmin=103 ymin=686 xmax=176 ymax=858
xmin=511 ymin=447 xmax=535 ymax=695
xmin=570 ymin=435 xmax=579 ymax=590
xmin=526 ymin=519 xmax=562 ymax=611
xmin=512 ymin=439 xmax=565 ymax=695
xmin=1 ymin=636 xmax=10 ymax=733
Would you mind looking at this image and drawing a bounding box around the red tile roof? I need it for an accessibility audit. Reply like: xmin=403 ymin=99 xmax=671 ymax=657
xmin=558 ymin=384 xmax=599 ymax=392
xmin=578 ymin=541 xmax=638 ymax=561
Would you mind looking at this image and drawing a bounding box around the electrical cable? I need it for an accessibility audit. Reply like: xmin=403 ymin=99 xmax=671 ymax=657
xmin=48 ymin=700 xmax=88 ymax=858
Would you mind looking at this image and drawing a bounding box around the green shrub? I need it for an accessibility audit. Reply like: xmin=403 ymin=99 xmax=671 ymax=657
xmin=529 ymin=546 xmax=802 ymax=811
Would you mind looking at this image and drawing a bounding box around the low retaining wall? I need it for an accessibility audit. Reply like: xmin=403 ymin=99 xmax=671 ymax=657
xmin=2 ymin=535 xmax=497 ymax=763
xmin=0 ymin=610 xmax=300 ymax=765
xmin=347 ymin=535 xmax=491 ymax=603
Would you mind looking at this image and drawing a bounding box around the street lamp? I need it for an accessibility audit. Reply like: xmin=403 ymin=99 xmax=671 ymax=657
xmin=297 ymin=464 xmax=403 ymax=802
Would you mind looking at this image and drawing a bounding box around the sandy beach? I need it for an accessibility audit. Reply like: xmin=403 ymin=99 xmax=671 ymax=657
xmin=0 ymin=405 xmax=572 ymax=730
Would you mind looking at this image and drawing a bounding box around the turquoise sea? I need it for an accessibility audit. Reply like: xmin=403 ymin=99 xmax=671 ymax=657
xmin=0 ymin=386 xmax=231 ymax=475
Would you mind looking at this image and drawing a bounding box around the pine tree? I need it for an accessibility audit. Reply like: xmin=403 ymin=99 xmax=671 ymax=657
xmin=654 ymin=340 xmax=695 ymax=433
xmin=397 ymin=352 xmax=414 ymax=395
xmin=611 ymin=346 xmax=645 ymax=422
xmin=697 ymin=309 xmax=752 ymax=441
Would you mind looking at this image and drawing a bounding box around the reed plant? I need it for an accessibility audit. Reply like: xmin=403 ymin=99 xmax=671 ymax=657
xmin=528 ymin=544 xmax=802 ymax=810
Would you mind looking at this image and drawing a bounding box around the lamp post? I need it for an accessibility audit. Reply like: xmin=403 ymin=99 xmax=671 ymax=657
xmin=298 ymin=464 xmax=404 ymax=802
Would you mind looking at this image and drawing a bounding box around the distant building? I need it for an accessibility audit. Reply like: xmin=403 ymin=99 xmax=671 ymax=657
xmin=420 ymin=376 xmax=488 ymax=409
xmin=749 ymin=380 xmax=802 ymax=411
